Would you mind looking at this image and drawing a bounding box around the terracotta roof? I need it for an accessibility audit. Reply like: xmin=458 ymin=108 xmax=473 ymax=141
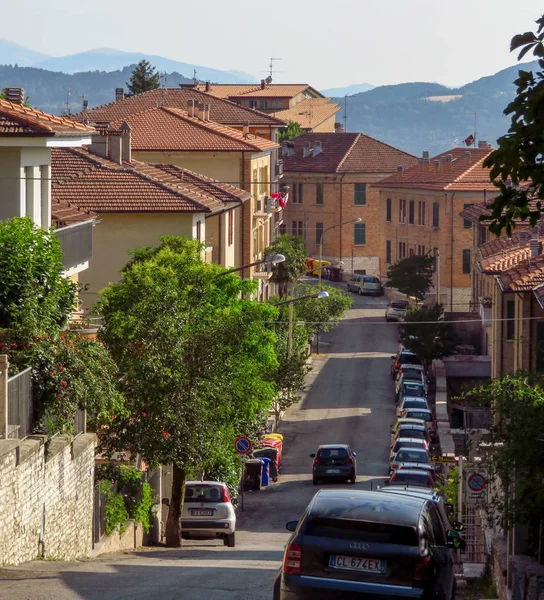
xmin=76 ymin=88 xmax=286 ymax=127
xmin=273 ymin=98 xmax=340 ymax=129
xmin=478 ymin=231 xmax=524 ymax=260
xmin=51 ymin=147 xmax=250 ymax=213
xmin=0 ymin=99 xmax=94 ymax=136
xmin=479 ymin=245 xmax=532 ymax=274
xmin=109 ymin=107 xmax=279 ymax=152
xmin=194 ymin=83 xmax=322 ymax=99
xmin=460 ymin=198 xmax=542 ymax=227
xmin=52 ymin=201 xmax=96 ymax=228
xmin=283 ymin=132 xmax=417 ymax=174
xmin=497 ymin=255 xmax=544 ymax=292
xmin=376 ymin=148 xmax=495 ymax=191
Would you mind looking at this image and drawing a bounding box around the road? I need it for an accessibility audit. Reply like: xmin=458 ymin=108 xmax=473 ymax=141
xmin=0 ymin=290 xmax=398 ymax=600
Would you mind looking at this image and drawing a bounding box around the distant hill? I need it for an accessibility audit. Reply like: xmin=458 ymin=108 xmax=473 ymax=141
xmin=333 ymin=62 xmax=536 ymax=156
xmin=321 ymin=83 xmax=374 ymax=97
xmin=0 ymin=40 xmax=256 ymax=84
xmin=0 ymin=64 xmax=193 ymax=114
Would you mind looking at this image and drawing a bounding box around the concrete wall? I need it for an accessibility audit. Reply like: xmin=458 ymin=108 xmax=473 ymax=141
xmin=0 ymin=434 xmax=95 ymax=566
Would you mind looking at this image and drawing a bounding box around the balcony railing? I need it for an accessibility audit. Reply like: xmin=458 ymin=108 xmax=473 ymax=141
xmin=55 ymin=220 xmax=94 ymax=271
xmin=6 ymin=367 xmax=33 ymax=439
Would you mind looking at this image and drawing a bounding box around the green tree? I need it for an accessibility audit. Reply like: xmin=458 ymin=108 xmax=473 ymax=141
xmin=385 ymin=254 xmax=435 ymax=302
xmin=126 ymin=60 xmax=160 ymax=96
xmin=265 ymin=234 xmax=307 ymax=298
xmin=96 ymin=236 xmax=277 ymax=547
xmin=279 ymin=120 xmax=304 ymax=143
xmin=483 ymin=15 xmax=544 ymax=236
xmin=398 ymin=304 xmax=458 ymax=369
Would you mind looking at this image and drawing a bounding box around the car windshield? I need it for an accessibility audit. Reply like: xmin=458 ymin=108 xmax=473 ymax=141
xmin=317 ymin=447 xmax=348 ymax=459
xmin=395 ymin=441 xmax=423 ymax=452
xmin=398 ymin=428 xmax=425 ymax=439
xmin=402 ymin=383 xmax=425 ymax=396
xmin=396 ymin=450 xmax=429 ymax=463
xmin=403 ymin=399 xmax=427 ymax=409
xmin=406 ymin=411 xmax=432 ymax=421
xmin=184 ymin=485 xmax=223 ymax=503
xmin=391 ymin=302 xmax=408 ymax=309
xmin=400 ymin=355 xmax=421 ymax=366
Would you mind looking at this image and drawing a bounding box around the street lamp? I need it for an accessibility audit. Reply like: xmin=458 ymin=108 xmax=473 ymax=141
xmin=216 ymin=253 xmax=286 ymax=277
xmin=318 ymin=217 xmax=362 ymax=284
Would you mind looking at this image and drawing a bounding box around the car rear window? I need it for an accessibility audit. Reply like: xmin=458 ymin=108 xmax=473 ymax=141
xmin=400 ymin=355 xmax=422 ymax=366
xmin=305 ymin=517 xmax=418 ymax=545
xmin=403 ymin=399 xmax=427 ymax=409
xmin=396 ymin=450 xmax=429 ymax=463
xmin=406 ymin=411 xmax=432 ymax=421
xmin=364 ymin=277 xmax=380 ymax=284
xmin=184 ymin=484 xmax=223 ymax=503
xmin=398 ymin=427 xmax=425 ymax=439
xmin=391 ymin=302 xmax=408 ymax=309
xmin=318 ymin=447 xmax=348 ymax=459
xmin=391 ymin=472 xmax=430 ymax=486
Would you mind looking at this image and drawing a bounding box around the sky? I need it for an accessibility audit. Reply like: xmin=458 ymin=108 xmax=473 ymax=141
xmin=1 ymin=0 xmax=542 ymax=89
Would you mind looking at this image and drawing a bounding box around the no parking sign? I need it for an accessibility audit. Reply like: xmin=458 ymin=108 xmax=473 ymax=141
xmin=465 ymin=471 xmax=487 ymax=505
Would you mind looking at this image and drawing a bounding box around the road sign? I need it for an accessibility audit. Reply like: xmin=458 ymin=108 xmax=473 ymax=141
xmin=234 ymin=436 xmax=252 ymax=455
xmin=431 ymin=455 xmax=457 ymax=464
xmin=465 ymin=471 xmax=487 ymax=505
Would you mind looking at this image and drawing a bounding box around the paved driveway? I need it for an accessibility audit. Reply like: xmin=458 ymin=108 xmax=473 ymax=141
xmin=0 ymin=291 xmax=398 ymax=600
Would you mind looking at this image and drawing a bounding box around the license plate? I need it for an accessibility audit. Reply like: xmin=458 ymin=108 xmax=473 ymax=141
xmin=191 ymin=509 xmax=214 ymax=516
xmin=326 ymin=468 xmax=341 ymax=474
xmin=329 ymin=554 xmax=386 ymax=573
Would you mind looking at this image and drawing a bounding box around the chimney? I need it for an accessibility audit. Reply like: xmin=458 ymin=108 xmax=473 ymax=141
xmin=303 ymin=143 xmax=311 ymax=159
xmin=530 ymin=238 xmax=541 ymax=257
xmin=334 ymin=122 xmax=344 ymax=133
xmin=2 ymin=87 xmax=24 ymax=104
xmin=422 ymin=150 xmax=429 ymax=160
xmin=120 ymin=122 xmax=132 ymax=162
xmin=196 ymin=102 xmax=205 ymax=120
xmin=313 ymin=141 xmax=322 ymax=157
xmin=519 ymin=231 xmax=530 ymax=248
xmin=187 ymin=99 xmax=195 ymax=118
xmin=465 ymin=151 xmax=471 ymax=161
xmin=205 ymin=81 xmax=211 ymax=92
xmin=433 ymin=159 xmax=440 ymax=170
xmin=478 ymin=140 xmax=490 ymax=149
xmin=261 ymin=79 xmax=266 ymax=90
xmin=89 ymin=132 xmax=108 ymax=158
xmin=204 ymin=103 xmax=211 ymax=122
xmin=109 ymin=132 xmax=123 ymax=165
xmin=115 ymin=88 xmax=124 ymax=102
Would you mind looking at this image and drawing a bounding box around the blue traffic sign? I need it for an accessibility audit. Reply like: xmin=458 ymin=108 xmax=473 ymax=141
xmin=467 ymin=473 xmax=486 ymax=492
xmin=234 ymin=436 xmax=252 ymax=455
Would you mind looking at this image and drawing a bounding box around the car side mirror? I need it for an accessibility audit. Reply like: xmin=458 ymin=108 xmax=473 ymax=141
xmin=446 ymin=529 xmax=466 ymax=550
xmin=286 ymin=520 xmax=298 ymax=532
xmin=352 ymin=452 xmax=357 ymax=457
xmin=309 ymin=453 xmax=316 ymax=458
xmin=452 ymin=521 xmax=464 ymax=532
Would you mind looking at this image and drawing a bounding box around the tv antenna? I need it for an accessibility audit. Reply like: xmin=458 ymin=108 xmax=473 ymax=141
xmin=159 ymin=72 xmax=167 ymax=106
xmin=61 ymin=89 xmax=72 ymax=116
xmin=263 ymin=57 xmax=282 ymax=83
xmin=193 ymin=69 xmax=198 ymax=85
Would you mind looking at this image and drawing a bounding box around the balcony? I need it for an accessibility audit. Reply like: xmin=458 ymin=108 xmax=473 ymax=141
xmin=253 ymin=197 xmax=272 ymax=220
xmin=55 ymin=220 xmax=94 ymax=271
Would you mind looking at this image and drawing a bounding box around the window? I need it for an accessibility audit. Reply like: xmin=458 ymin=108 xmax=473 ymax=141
xmin=409 ymin=248 xmax=414 ymax=257
xmin=399 ymin=199 xmax=406 ymax=223
xmin=316 ymin=222 xmax=323 ymax=245
xmin=506 ymin=300 xmax=515 ymax=340
xmin=462 ymin=249 xmax=471 ymax=274
xmin=354 ymin=222 xmax=366 ymax=245
xmin=354 ymin=183 xmax=367 ymax=205
xmin=464 ymin=204 xmax=473 ymax=228
xmin=259 ymin=166 xmax=268 ymax=195
xmin=196 ymin=220 xmax=202 ymax=242
xmin=386 ymin=240 xmax=391 ymax=264
xmin=417 ymin=245 xmax=426 ymax=255
xmin=386 ymin=198 xmax=392 ymax=222
xmin=399 ymin=241 xmax=407 ymax=259
xmin=291 ymin=182 xmax=303 ymax=204
xmin=418 ymin=201 xmax=426 ymax=225
xmin=316 ymin=183 xmax=324 ymax=205
xmin=228 ymin=210 xmax=233 ymax=246
xmin=432 ymin=202 xmax=439 ymax=228
xmin=478 ymin=225 xmax=487 ymax=246
xmin=297 ymin=221 xmax=303 ymax=237
xmin=249 ymin=100 xmax=257 ymax=109
xmin=292 ymin=220 xmax=297 ymax=236
xmin=409 ymin=200 xmax=415 ymax=224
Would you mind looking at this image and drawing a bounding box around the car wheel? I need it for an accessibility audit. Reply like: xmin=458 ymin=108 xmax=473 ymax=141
xmin=224 ymin=532 xmax=235 ymax=548
xmin=350 ymin=472 xmax=356 ymax=484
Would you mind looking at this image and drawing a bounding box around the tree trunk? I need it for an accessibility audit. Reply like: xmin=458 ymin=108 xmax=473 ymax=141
xmin=165 ymin=463 xmax=186 ymax=547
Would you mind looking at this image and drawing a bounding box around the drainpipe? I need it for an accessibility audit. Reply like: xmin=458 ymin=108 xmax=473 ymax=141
xmin=339 ymin=174 xmax=346 ymax=263
xmin=450 ymin=192 xmax=455 ymax=312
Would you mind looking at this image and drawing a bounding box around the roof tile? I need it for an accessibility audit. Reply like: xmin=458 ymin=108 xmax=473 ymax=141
xmin=195 ymin=84 xmax=319 ymax=99
xmin=273 ymin=98 xmax=340 ymax=129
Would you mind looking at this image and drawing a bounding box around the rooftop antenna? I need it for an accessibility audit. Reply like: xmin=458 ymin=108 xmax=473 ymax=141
xmin=159 ymin=72 xmax=167 ymax=106
xmin=80 ymin=94 xmax=88 ymax=111
xmin=343 ymin=95 xmax=348 ymax=132
xmin=193 ymin=69 xmax=198 ymax=85
xmin=263 ymin=57 xmax=282 ymax=83
xmin=61 ymin=88 xmax=72 ymax=116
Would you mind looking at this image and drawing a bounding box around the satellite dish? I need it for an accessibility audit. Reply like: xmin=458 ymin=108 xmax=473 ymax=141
xmin=265 ymin=75 xmax=273 ymax=84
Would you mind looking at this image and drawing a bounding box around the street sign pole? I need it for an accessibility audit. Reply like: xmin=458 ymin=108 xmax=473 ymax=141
xmin=234 ymin=436 xmax=252 ymax=513
xmin=240 ymin=455 xmax=245 ymax=512
xmin=457 ymin=457 xmax=463 ymax=564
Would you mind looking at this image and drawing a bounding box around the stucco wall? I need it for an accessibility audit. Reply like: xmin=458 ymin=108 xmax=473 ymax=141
xmin=0 ymin=434 xmax=95 ymax=566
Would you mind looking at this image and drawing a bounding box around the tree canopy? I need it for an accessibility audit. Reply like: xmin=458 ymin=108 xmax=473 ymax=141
xmin=96 ymin=236 xmax=278 ymax=547
xmin=279 ymin=120 xmax=304 ymax=143
xmin=483 ymin=14 xmax=544 ymax=236
xmin=265 ymin=234 xmax=307 ymax=298
xmin=385 ymin=254 xmax=435 ymax=302
xmin=126 ymin=60 xmax=160 ymax=96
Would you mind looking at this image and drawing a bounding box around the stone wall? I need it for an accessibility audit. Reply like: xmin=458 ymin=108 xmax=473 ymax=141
xmin=0 ymin=433 xmax=95 ymax=566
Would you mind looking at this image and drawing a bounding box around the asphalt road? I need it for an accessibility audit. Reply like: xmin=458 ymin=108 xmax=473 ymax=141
xmin=0 ymin=290 xmax=398 ymax=600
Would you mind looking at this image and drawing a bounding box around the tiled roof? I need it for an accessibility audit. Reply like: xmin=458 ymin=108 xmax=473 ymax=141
xmin=479 ymin=245 xmax=532 ymax=274
xmin=283 ymin=132 xmax=417 ymax=174
xmin=478 ymin=231 xmax=523 ymax=260
xmin=0 ymin=99 xmax=94 ymax=136
xmin=497 ymin=255 xmax=544 ymax=292
xmin=110 ymin=107 xmax=279 ymax=152
xmin=376 ymin=148 xmax=494 ymax=191
xmin=52 ymin=201 xmax=96 ymax=228
xmin=195 ymin=84 xmax=321 ymax=99
xmin=273 ymin=98 xmax=340 ymax=129
xmin=460 ymin=198 xmax=541 ymax=227
xmin=51 ymin=147 xmax=250 ymax=213
xmin=76 ymin=88 xmax=286 ymax=127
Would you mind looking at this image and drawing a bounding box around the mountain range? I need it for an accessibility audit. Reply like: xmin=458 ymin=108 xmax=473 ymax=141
xmin=321 ymin=83 xmax=375 ymax=97
xmin=0 ymin=39 xmax=256 ymax=84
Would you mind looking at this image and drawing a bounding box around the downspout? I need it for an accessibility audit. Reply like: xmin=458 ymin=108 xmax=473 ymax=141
xmin=450 ymin=192 xmax=455 ymax=312
xmin=218 ymin=211 xmax=223 ymax=266
xmin=339 ymin=174 xmax=346 ymax=262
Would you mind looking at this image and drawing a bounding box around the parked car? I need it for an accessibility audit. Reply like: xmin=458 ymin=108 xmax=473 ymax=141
xmin=385 ymin=468 xmax=436 ymax=489
xmin=397 ymin=363 xmax=426 ymax=378
xmin=391 ymin=423 xmax=431 ymax=446
xmin=385 ymin=300 xmax=409 ymax=322
xmin=395 ymin=463 xmax=437 ymax=483
xmin=347 ymin=274 xmax=383 ymax=296
xmin=399 ymin=407 xmax=437 ymax=441
xmin=396 ymin=396 xmax=429 ymax=417
xmin=394 ymin=372 xmax=426 ymax=397
xmin=274 ymin=488 xmax=464 ymax=600
xmin=391 ymin=417 xmax=426 ymax=440
xmin=395 ymin=381 xmax=427 ymax=403
xmin=389 ymin=437 xmax=429 ymax=463
xmin=390 ymin=447 xmax=432 ymax=471
xmin=390 ymin=349 xmax=422 ymax=379
xmin=310 ymin=444 xmax=356 ymax=485
xmin=180 ymin=481 xmax=236 ymax=547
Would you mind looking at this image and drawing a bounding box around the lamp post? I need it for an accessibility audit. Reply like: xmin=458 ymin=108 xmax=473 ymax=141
xmin=318 ymin=218 xmax=362 ymax=284
xmin=216 ymin=253 xmax=285 ymax=277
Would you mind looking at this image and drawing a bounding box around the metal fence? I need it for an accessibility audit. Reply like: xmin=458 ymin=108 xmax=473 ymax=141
xmin=7 ymin=367 xmax=33 ymax=439
xmin=92 ymin=482 xmax=109 ymax=547
xmin=54 ymin=220 xmax=93 ymax=270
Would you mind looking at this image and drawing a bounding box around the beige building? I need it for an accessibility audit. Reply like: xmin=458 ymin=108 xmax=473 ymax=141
xmin=52 ymin=132 xmax=251 ymax=308
xmin=282 ymin=132 xmax=417 ymax=277
xmin=375 ymin=146 xmax=498 ymax=311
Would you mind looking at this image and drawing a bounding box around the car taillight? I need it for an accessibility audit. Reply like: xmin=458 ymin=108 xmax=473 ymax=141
xmin=313 ymin=458 xmax=321 ymax=466
xmin=221 ymin=486 xmax=231 ymax=503
xmin=346 ymin=456 xmax=353 ymax=464
xmin=391 ymin=463 xmax=398 ymax=470
xmin=414 ymin=555 xmax=431 ymax=581
xmin=423 ymin=441 xmax=429 ymax=450
xmin=283 ymin=543 xmax=302 ymax=575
